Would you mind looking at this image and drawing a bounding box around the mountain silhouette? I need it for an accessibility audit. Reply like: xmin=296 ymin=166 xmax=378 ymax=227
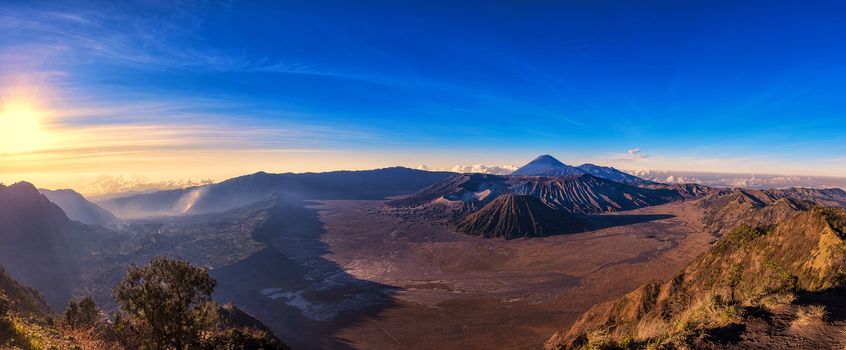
xmin=98 ymin=167 xmax=454 ymax=218
xmin=0 ymin=182 xmax=113 ymax=309
xmin=39 ymin=188 xmax=118 ymax=226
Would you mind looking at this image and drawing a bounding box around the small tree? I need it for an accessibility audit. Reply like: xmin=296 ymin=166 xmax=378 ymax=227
xmin=66 ymin=296 xmax=100 ymax=328
xmin=78 ymin=296 xmax=99 ymax=327
xmin=65 ymin=300 xmax=80 ymax=327
xmin=114 ymin=257 xmax=217 ymax=350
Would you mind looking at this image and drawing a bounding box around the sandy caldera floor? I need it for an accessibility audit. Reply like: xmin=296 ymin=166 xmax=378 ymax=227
xmin=293 ymin=199 xmax=714 ymax=350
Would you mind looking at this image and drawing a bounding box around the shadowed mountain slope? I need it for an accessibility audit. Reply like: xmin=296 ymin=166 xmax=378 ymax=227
xmin=0 ymin=268 xmax=61 ymax=349
xmin=0 ymin=182 xmax=115 ymax=309
xmin=99 ymin=167 xmax=454 ymax=218
xmin=0 ymin=266 xmax=51 ymax=316
xmin=39 ymin=188 xmax=118 ymax=226
xmin=450 ymin=194 xmax=590 ymax=239
xmin=387 ymin=173 xmax=511 ymax=219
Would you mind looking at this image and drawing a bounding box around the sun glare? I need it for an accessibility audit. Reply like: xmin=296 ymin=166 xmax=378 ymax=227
xmin=0 ymin=102 xmax=46 ymax=154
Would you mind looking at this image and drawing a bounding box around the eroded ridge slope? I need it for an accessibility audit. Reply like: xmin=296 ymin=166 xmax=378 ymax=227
xmin=546 ymin=205 xmax=846 ymax=349
xmin=450 ymin=193 xmax=590 ymax=239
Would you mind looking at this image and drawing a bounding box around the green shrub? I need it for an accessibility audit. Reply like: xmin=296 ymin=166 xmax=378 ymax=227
xmin=712 ymin=224 xmax=769 ymax=255
xmin=65 ymin=296 xmax=100 ymax=329
xmin=727 ymin=224 xmax=769 ymax=244
xmin=114 ymin=257 xmax=217 ymax=350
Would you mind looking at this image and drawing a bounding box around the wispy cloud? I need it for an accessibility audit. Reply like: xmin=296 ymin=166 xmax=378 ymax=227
xmin=627 ymin=147 xmax=648 ymax=159
xmin=0 ymin=4 xmax=304 ymax=74
xmin=606 ymin=147 xmax=650 ymax=163
xmin=7 ymin=103 xmax=383 ymax=157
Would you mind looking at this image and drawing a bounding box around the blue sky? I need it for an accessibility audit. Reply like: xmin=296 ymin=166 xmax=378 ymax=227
xmin=1 ymin=0 xmax=846 ymax=188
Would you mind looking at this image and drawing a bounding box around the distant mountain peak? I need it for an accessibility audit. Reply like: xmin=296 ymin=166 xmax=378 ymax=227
xmin=512 ymin=155 xmax=584 ymax=177
xmin=0 ymin=182 xmax=54 ymax=209
xmin=575 ymin=163 xmax=653 ymax=185
xmin=39 ymin=188 xmax=118 ymax=226
xmin=4 ymin=181 xmax=39 ymax=193
xmin=577 ymin=163 xmax=602 ymax=168
xmin=531 ymin=154 xmax=565 ymax=165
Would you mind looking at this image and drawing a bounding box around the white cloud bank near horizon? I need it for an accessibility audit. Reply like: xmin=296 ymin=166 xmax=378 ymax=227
xmin=417 ymin=164 xmax=519 ymax=175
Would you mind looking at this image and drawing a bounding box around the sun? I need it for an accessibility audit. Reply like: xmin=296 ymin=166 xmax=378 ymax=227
xmin=0 ymin=102 xmax=46 ymax=154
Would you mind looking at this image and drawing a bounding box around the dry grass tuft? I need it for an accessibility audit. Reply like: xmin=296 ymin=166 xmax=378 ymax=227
xmin=793 ymin=304 xmax=828 ymax=326
xmin=635 ymin=318 xmax=668 ymax=342
xmin=583 ymin=329 xmax=613 ymax=350
xmin=672 ymin=293 xmax=742 ymax=335
xmin=759 ymin=292 xmax=796 ymax=310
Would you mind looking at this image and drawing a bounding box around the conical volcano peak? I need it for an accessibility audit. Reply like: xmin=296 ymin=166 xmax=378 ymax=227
xmin=531 ymin=154 xmax=565 ymax=165
xmin=512 ymin=154 xmax=584 ymax=177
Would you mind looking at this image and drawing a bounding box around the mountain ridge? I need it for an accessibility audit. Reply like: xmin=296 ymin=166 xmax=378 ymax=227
xmin=576 ymin=163 xmax=654 ymax=185
xmin=388 ymin=173 xmax=692 ymax=222
xmin=98 ymin=167 xmax=455 ymax=218
xmin=0 ymin=182 xmax=114 ymax=309
xmin=39 ymin=188 xmax=118 ymax=226
xmin=546 ymin=196 xmax=846 ymax=349
xmin=698 ymin=187 xmax=846 ymax=233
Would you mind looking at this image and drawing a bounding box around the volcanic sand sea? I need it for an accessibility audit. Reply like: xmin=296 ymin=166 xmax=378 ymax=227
xmin=244 ymin=199 xmax=712 ymax=349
